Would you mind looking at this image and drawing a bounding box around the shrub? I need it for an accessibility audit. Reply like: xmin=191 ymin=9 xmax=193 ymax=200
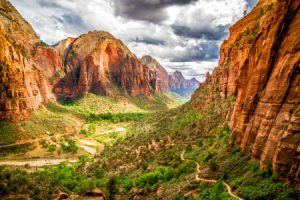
xmin=208 ymin=159 xmax=218 ymax=171
xmin=87 ymin=112 xmax=148 ymax=123
xmin=88 ymin=123 xmax=96 ymax=134
xmin=136 ymin=167 xmax=174 ymax=187
xmin=47 ymin=144 xmax=56 ymax=153
xmin=35 ymin=41 xmax=49 ymax=47
xmin=119 ymin=177 xmax=133 ymax=192
xmin=39 ymin=139 xmax=49 ymax=148
xmin=80 ymin=129 xmax=88 ymax=136
xmin=107 ymin=176 xmax=118 ymax=200
xmin=60 ymin=139 xmax=78 ymax=153
xmin=51 ymin=70 xmax=65 ymax=82
xmin=175 ymin=161 xmax=195 ymax=177
xmin=94 ymin=169 xmax=105 ymax=179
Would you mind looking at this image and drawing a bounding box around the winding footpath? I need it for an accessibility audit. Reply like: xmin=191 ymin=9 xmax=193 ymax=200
xmin=0 ymin=159 xmax=77 ymax=167
xmin=181 ymin=151 xmax=243 ymax=200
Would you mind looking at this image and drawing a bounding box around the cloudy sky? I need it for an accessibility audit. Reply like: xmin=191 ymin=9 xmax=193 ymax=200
xmin=9 ymin=0 xmax=258 ymax=81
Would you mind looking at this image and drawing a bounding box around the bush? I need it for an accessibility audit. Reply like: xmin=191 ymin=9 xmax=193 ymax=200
xmin=107 ymin=176 xmax=118 ymax=200
xmin=237 ymin=176 xmax=297 ymax=200
xmin=88 ymin=123 xmax=96 ymax=134
xmin=39 ymin=139 xmax=49 ymax=148
xmin=119 ymin=177 xmax=133 ymax=192
xmin=136 ymin=166 xmax=174 ymax=187
xmin=175 ymin=161 xmax=195 ymax=177
xmin=87 ymin=112 xmax=148 ymax=123
xmin=208 ymin=159 xmax=218 ymax=171
xmin=80 ymin=129 xmax=88 ymax=136
xmin=47 ymin=144 xmax=56 ymax=153
xmin=94 ymin=169 xmax=105 ymax=179
xmin=35 ymin=41 xmax=49 ymax=47
xmin=60 ymin=139 xmax=78 ymax=153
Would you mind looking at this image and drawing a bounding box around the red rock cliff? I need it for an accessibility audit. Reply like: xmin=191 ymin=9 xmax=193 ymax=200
xmin=192 ymin=0 xmax=300 ymax=180
xmin=0 ymin=0 xmax=62 ymax=121
xmin=169 ymin=71 xmax=199 ymax=97
xmin=0 ymin=0 xmax=155 ymax=120
xmin=54 ymin=31 xmax=153 ymax=99
xmin=140 ymin=56 xmax=200 ymax=96
xmin=140 ymin=55 xmax=170 ymax=92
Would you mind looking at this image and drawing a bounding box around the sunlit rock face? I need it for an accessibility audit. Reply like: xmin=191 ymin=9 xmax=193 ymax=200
xmin=140 ymin=55 xmax=170 ymax=93
xmin=169 ymin=71 xmax=199 ymax=97
xmin=0 ymin=0 xmax=62 ymax=121
xmin=192 ymin=0 xmax=300 ymax=180
xmin=0 ymin=0 xmax=154 ymax=121
xmin=54 ymin=31 xmax=153 ymax=99
xmin=140 ymin=55 xmax=200 ymax=96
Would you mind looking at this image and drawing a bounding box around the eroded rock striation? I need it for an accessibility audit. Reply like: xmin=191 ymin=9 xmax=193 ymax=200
xmin=141 ymin=56 xmax=199 ymax=96
xmin=54 ymin=31 xmax=153 ymax=99
xmin=169 ymin=71 xmax=199 ymax=97
xmin=0 ymin=0 xmax=199 ymax=121
xmin=192 ymin=0 xmax=300 ymax=181
xmin=0 ymin=0 xmax=63 ymax=121
xmin=140 ymin=55 xmax=170 ymax=93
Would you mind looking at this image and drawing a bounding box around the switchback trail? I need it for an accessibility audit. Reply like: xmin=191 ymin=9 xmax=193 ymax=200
xmin=181 ymin=151 xmax=243 ymax=200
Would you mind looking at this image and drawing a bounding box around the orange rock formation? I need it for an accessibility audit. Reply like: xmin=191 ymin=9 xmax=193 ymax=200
xmin=192 ymin=0 xmax=300 ymax=180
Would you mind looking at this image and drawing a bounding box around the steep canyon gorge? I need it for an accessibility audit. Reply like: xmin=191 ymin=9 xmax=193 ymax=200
xmin=192 ymin=0 xmax=300 ymax=182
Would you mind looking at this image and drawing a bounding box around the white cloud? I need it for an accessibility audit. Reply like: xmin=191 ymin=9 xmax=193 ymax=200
xmin=9 ymin=0 xmax=256 ymax=82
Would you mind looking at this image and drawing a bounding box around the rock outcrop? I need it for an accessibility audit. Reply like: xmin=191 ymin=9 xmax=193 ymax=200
xmin=54 ymin=31 xmax=153 ymax=99
xmin=0 ymin=0 xmax=62 ymax=121
xmin=0 ymin=0 xmax=155 ymax=121
xmin=140 ymin=55 xmax=170 ymax=92
xmin=0 ymin=0 xmax=200 ymax=121
xmin=169 ymin=71 xmax=199 ymax=97
xmin=0 ymin=0 xmax=199 ymax=121
xmin=141 ymin=56 xmax=199 ymax=96
xmin=192 ymin=0 xmax=300 ymax=181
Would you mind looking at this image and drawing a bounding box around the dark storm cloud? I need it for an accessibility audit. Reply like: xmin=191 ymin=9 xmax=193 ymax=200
xmin=113 ymin=0 xmax=197 ymax=23
xmin=171 ymin=42 xmax=219 ymax=62
xmin=246 ymin=0 xmax=258 ymax=10
xmin=49 ymin=14 xmax=88 ymax=35
xmin=172 ymin=25 xmax=228 ymax=40
xmin=9 ymin=0 xmax=248 ymax=81
xmin=37 ymin=1 xmax=62 ymax=9
xmin=61 ymin=14 xmax=84 ymax=26
xmin=134 ymin=37 xmax=165 ymax=45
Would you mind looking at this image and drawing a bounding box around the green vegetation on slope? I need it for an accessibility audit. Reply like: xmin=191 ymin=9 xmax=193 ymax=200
xmin=87 ymin=112 xmax=149 ymax=123
xmin=0 ymin=91 xmax=297 ymax=199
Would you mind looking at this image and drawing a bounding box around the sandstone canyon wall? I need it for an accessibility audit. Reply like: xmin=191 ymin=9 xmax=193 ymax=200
xmin=140 ymin=55 xmax=170 ymax=93
xmin=169 ymin=71 xmax=199 ymax=97
xmin=0 ymin=0 xmax=199 ymax=121
xmin=192 ymin=0 xmax=300 ymax=180
xmin=141 ymin=56 xmax=199 ymax=96
xmin=54 ymin=31 xmax=153 ymax=99
xmin=0 ymin=0 xmax=63 ymax=121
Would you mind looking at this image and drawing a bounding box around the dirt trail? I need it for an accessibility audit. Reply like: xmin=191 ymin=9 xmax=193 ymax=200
xmin=0 ymin=158 xmax=77 ymax=167
xmin=96 ymin=127 xmax=126 ymax=136
xmin=180 ymin=151 xmax=185 ymax=161
xmin=0 ymin=138 xmax=40 ymax=148
xmin=181 ymin=151 xmax=243 ymax=200
xmin=79 ymin=145 xmax=97 ymax=155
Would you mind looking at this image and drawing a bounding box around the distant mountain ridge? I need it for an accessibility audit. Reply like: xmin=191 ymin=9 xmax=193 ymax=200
xmin=0 ymin=0 xmax=198 ymax=121
xmin=140 ymin=55 xmax=199 ymax=97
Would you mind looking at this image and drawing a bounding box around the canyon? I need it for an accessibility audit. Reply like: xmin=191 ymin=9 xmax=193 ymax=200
xmin=0 ymin=0 xmax=299 ymax=199
xmin=0 ymin=0 xmax=198 ymax=122
xmin=140 ymin=55 xmax=199 ymax=96
xmin=192 ymin=0 xmax=300 ymax=182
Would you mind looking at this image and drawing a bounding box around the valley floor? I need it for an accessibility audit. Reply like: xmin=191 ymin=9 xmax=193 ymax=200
xmin=0 ymin=93 xmax=298 ymax=200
